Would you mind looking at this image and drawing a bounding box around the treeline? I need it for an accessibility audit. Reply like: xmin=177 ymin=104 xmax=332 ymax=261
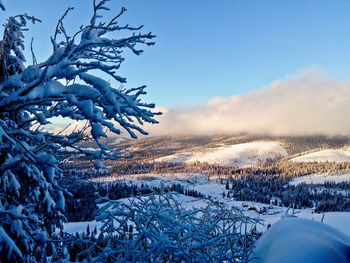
xmin=62 ymin=156 xmax=350 ymax=215
xmin=224 ymin=175 xmax=350 ymax=212
xmin=62 ymin=161 xmax=187 ymax=179
xmin=268 ymin=160 xmax=350 ymax=178
xmin=64 ymin=181 xmax=204 ymax=222
xmin=193 ymin=160 xmax=350 ymax=180
xmin=62 ymin=152 xmax=350 ymax=182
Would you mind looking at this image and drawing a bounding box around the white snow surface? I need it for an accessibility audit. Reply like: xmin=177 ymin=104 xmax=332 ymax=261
xmin=64 ymin=173 xmax=350 ymax=237
xmin=291 ymin=148 xmax=350 ymax=163
xmin=63 ymin=172 xmax=350 ymax=263
xmin=290 ymin=173 xmax=350 ymax=185
xmin=251 ymin=217 xmax=350 ymax=263
xmin=63 ymin=220 xmax=100 ymax=235
xmin=109 ymin=136 xmax=128 ymax=145
xmin=155 ymin=141 xmax=287 ymax=167
xmin=65 ymin=173 xmax=350 ymax=263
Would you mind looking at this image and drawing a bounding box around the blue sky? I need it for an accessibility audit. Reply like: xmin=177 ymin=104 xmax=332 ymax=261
xmin=3 ymin=0 xmax=350 ymax=108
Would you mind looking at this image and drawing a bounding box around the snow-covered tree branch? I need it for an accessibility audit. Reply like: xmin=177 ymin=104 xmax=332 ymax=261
xmin=0 ymin=0 xmax=159 ymax=261
xmin=76 ymin=192 xmax=259 ymax=262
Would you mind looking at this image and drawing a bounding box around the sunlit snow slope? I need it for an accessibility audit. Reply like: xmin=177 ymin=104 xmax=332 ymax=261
xmin=155 ymin=141 xmax=287 ymax=168
xmin=291 ymin=148 xmax=350 ymax=162
xmin=290 ymin=173 xmax=350 ymax=185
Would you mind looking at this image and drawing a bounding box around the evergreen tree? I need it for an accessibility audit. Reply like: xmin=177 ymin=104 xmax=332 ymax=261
xmin=0 ymin=1 xmax=158 ymax=261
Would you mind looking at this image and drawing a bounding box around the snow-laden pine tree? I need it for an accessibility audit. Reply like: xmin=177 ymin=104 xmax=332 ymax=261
xmin=0 ymin=1 xmax=158 ymax=262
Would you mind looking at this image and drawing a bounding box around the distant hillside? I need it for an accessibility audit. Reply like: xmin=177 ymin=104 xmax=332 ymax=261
xmin=291 ymin=148 xmax=350 ymax=163
xmin=155 ymin=141 xmax=287 ymax=168
xmin=278 ymin=135 xmax=350 ymax=155
xmin=76 ymin=135 xmax=350 ymax=167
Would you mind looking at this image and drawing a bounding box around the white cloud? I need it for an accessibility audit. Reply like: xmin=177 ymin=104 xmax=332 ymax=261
xmin=146 ymin=68 xmax=350 ymax=137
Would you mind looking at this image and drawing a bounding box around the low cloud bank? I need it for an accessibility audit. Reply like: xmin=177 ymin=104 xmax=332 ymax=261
xmin=147 ymin=69 xmax=350 ymax=137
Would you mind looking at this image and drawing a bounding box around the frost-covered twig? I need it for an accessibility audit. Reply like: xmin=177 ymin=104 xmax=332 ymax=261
xmin=0 ymin=1 xmax=159 ymax=261
xmin=71 ymin=192 xmax=260 ymax=262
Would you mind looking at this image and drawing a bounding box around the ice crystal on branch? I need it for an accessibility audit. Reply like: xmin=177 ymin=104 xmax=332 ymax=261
xmin=0 ymin=0 xmax=159 ymax=261
xmin=76 ymin=193 xmax=258 ymax=262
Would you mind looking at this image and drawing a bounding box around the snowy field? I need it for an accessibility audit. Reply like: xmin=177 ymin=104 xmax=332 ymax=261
xmin=290 ymin=173 xmax=350 ymax=185
xmin=108 ymin=136 xmax=128 ymax=145
xmin=155 ymin=141 xmax=287 ymax=168
xmin=291 ymin=148 xmax=350 ymax=162
xmin=65 ymin=172 xmax=350 ymax=237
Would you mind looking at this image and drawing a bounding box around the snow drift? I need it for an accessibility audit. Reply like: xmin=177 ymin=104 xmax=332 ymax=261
xmin=251 ymin=218 xmax=350 ymax=263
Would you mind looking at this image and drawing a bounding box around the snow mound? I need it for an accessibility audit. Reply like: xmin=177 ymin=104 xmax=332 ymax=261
xmin=291 ymin=148 xmax=350 ymax=162
xmin=252 ymin=218 xmax=350 ymax=263
xmin=155 ymin=141 xmax=287 ymax=168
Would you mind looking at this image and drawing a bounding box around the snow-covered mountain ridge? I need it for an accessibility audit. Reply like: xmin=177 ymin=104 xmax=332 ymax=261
xmin=155 ymin=141 xmax=287 ymax=168
xmin=99 ymin=135 xmax=350 ymax=165
xmin=291 ymin=147 xmax=350 ymax=162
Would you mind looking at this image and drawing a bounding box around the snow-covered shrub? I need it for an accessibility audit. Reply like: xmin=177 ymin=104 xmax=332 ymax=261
xmin=0 ymin=1 xmax=158 ymax=261
xmin=251 ymin=218 xmax=350 ymax=263
xmin=75 ymin=193 xmax=259 ymax=262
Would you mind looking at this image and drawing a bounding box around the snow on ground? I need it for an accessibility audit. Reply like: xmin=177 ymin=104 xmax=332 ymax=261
xmin=91 ymin=172 xmax=205 ymax=187
xmin=290 ymin=173 xmax=350 ymax=185
xmin=64 ymin=198 xmax=350 ymax=237
xmin=252 ymin=217 xmax=350 ymax=263
xmin=291 ymin=148 xmax=350 ymax=162
xmin=81 ymin=147 xmax=98 ymax=151
xmin=154 ymin=141 xmax=287 ymax=168
xmin=65 ymin=172 xmax=350 ymax=237
xmin=63 ymin=220 xmax=100 ymax=234
xmin=109 ymin=136 xmax=128 ymax=145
